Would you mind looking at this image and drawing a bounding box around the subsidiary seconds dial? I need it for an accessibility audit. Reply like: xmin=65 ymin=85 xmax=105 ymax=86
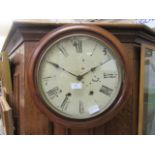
xmin=36 ymin=35 xmax=123 ymax=119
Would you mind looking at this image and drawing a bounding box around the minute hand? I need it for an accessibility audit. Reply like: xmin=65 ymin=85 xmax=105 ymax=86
xmin=47 ymin=61 xmax=78 ymax=77
xmin=80 ymin=58 xmax=111 ymax=78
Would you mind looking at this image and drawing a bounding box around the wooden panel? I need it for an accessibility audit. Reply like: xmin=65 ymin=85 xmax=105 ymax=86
xmin=10 ymin=43 xmax=52 ymax=134
xmin=12 ymin=74 xmax=20 ymax=134
xmin=52 ymin=124 xmax=95 ymax=135
xmin=94 ymin=125 xmax=105 ymax=135
xmin=23 ymin=42 xmax=51 ymax=135
xmin=104 ymin=100 xmax=133 ymax=135
xmin=53 ymin=123 xmax=67 ymax=135
xmin=69 ymin=128 xmax=95 ymax=135
xmin=124 ymin=43 xmax=140 ymax=134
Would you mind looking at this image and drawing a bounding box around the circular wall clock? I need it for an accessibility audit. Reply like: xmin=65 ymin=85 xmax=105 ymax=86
xmin=28 ymin=25 xmax=130 ymax=128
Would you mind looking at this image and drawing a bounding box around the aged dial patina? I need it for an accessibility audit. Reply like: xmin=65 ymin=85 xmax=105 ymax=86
xmin=37 ymin=35 xmax=123 ymax=119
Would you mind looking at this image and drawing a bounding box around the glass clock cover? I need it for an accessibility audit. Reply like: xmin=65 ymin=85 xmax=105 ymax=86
xmin=36 ymin=35 xmax=123 ymax=119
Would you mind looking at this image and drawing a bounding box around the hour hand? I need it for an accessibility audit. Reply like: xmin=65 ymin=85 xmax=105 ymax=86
xmin=47 ymin=61 xmax=78 ymax=78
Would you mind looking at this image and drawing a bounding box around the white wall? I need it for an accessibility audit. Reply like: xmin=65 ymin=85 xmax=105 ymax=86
xmin=0 ymin=20 xmax=13 ymax=51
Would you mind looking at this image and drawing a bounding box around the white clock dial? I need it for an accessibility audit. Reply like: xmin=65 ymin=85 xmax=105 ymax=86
xmin=37 ymin=35 xmax=123 ymax=119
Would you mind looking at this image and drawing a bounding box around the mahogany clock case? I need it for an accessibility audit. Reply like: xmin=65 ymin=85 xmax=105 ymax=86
xmin=2 ymin=22 xmax=155 ymax=134
xmin=28 ymin=24 xmax=131 ymax=128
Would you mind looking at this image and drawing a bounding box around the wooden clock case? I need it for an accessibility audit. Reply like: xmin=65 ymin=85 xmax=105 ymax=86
xmin=2 ymin=21 xmax=155 ymax=135
xmin=28 ymin=24 xmax=130 ymax=129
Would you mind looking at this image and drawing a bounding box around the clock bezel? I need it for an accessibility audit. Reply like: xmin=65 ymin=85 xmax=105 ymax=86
xmin=27 ymin=24 xmax=131 ymax=128
xmin=36 ymin=34 xmax=123 ymax=119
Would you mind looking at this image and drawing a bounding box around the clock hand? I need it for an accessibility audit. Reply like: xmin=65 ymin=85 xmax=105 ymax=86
xmin=47 ymin=61 xmax=78 ymax=78
xmin=90 ymin=43 xmax=97 ymax=56
xmin=79 ymin=57 xmax=111 ymax=80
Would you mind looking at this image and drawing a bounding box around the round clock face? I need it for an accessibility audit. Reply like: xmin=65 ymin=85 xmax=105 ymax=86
xmin=36 ymin=34 xmax=123 ymax=119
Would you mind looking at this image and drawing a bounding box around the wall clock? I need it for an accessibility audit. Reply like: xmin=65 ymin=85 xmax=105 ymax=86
xmin=28 ymin=25 xmax=130 ymax=128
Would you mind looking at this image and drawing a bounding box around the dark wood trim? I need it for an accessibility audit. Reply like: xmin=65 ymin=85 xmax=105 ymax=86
xmin=3 ymin=21 xmax=155 ymax=54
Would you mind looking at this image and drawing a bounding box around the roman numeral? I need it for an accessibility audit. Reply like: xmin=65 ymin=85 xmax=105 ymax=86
xmin=99 ymin=85 xmax=113 ymax=96
xmin=103 ymin=47 xmax=108 ymax=55
xmin=102 ymin=47 xmax=108 ymax=55
xmin=103 ymin=73 xmax=117 ymax=78
xmin=47 ymin=87 xmax=59 ymax=98
xmin=42 ymin=75 xmax=56 ymax=80
xmin=73 ymin=39 xmax=83 ymax=53
xmin=57 ymin=44 xmax=68 ymax=57
xmin=79 ymin=101 xmax=84 ymax=114
xmin=42 ymin=76 xmax=52 ymax=80
xmin=42 ymin=76 xmax=55 ymax=86
xmin=60 ymin=97 xmax=69 ymax=111
xmin=90 ymin=43 xmax=97 ymax=56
